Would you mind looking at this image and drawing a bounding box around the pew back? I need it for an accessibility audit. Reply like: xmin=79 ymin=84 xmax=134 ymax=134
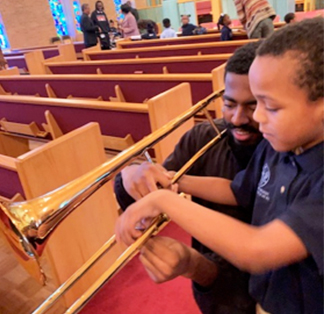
xmin=45 ymin=54 xmax=231 ymax=75
xmin=84 ymin=39 xmax=256 ymax=60
xmin=0 ymin=73 xmax=213 ymax=104
xmin=117 ymin=33 xmax=248 ymax=49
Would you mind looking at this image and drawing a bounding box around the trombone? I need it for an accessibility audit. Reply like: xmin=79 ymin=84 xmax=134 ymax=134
xmin=0 ymin=89 xmax=225 ymax=314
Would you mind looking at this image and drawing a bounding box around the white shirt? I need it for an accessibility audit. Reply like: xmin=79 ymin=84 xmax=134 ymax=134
xmin=160 ymin=27 xmax=177 ymax=39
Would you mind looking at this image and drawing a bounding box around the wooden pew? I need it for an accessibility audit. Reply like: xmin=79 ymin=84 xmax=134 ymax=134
xmin=0 ymin=67 xmax=20 ymax=76
xmin=45 ymin=54 xmax=231 ymax=75
xmin=0 ymin=83 xmax=194 ymax=163
xmin=26 ymin=44 xmax=77 ymax=74
xmin=0 ymin=73 xmax=213 ymax=104
xmin=83 ymin=39 xmax=256 ymax=60
xmin=4 ymin=42 xmax=85 ymax=58
xmin=4 ymin=43 xmax=84 ymax=72
xmin=116 ymin=32 xmax=248 ymax=49
xmin=0 ymin=122 xmax=125 ymax=308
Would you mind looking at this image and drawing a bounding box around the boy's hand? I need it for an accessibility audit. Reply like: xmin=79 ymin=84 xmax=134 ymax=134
xmin=115 ymin=190 xmax=167 ymax=245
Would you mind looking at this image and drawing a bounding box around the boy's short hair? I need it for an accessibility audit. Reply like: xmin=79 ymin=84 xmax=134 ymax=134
xmin=257 ymin=17 xmax=324 ymax=102
xmin=225 ymin=41 xmax=263 ymax=76
xmin=284 ymin=13 xmax=295 ymax=24
xmin=163 ymin=18 xmax=171 ymax=28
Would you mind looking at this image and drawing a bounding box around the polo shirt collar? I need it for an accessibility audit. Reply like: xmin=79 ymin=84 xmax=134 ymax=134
xmin=280 ymin=141 xmax=323 ymax=173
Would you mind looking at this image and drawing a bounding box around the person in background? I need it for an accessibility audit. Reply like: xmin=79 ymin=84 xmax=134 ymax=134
xmin=234 ymin=0 xmax=276 ymax=38
xmin=119 ymin=4 xmax=140 ymax=38
xmin=141 ymin=23 xmax=158 ymax=39
xmin=80 ymin=3 xmax=99 ymax=48
xmin=160 ymin=18 xmax=177 ymax=39
xmin=217 ymin=13 xmax=233 ymax=41
xmin=0 ymin=48 xmax=7 ymax=70
xmin=179 ymin=15 xmax=197 ymax=36
xmin=137 ymin=19 xmax=159 ymax=35
xmin=126 ymin=0 xmax=139 ymax=21
xmin=284 ymin=12 xmax=297 ymax=24
xmin=109 ymin=19 xmax=122 ymax=37
xmin=91 ymin=1 xmax=110 ymax=49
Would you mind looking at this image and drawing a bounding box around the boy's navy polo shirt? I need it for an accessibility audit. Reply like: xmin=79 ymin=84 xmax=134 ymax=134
xmin=231 ymin=139 xmax=323 ymax=314
xmin=221 ymin=26 xmax=233 ymax=41
xmin=181 ymin=23 xmax=197 ymax=36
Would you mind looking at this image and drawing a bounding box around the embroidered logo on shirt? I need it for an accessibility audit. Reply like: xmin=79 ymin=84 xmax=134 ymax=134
xmin=257 ymin=163 xmax=270 ymax=201
xmin=259 ymin=163 xmax=270 ymax=187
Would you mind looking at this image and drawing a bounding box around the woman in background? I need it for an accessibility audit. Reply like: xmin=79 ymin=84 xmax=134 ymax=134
xmin=119 ymin=4 xmax=140 ymax=38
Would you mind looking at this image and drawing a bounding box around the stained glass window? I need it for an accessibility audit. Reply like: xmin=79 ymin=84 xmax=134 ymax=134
xmin=73 ymin=0 xmax=81 ymax=32
xmin=48 ymin=0 xmax=69 ymax=36
xmin=114 ymin=0 xmax=124 ymax=20
xmin=0 ymin=13 xmax=9 ymax=49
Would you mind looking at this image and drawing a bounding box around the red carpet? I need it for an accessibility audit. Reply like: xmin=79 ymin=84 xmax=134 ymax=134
xmin=80 ymin=222 xmax=202 ymax=314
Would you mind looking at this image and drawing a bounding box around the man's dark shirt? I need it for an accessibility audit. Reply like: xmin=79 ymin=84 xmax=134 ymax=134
xmin=114 ymin=119 xmax=261 ymax=314
xmin=91 ymin=10 xmax=110 ymax=33
xmin=130 ymin=7 xmax=139 ymax=21
xmin=80 ymin=13 xmax=98 ymax=47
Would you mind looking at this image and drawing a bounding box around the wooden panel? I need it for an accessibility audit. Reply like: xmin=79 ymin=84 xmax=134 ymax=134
xmin=212 ymin=63 xmax=226 ymax=118
xmin=0 ymin=133 xmax=29 ymax=157
xmin=148 ymin=83 xmax=194 ymax=163
xmin=46 ymin=54 xmax=231 ymax=75
xmin=15 ymin=123 xmax=125 ymax=305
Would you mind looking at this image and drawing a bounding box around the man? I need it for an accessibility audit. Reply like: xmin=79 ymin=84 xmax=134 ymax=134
xmin=126 ymin=0 xmax=139 ymax=22
xmin=179 ymin=15 xmax=197 ymax=36
xmin=91 ymin=1 xmax=110 ymax=50
xmin=114 ymin=41 xmax=263 ymax=314
xmin=80 ymin=4 xmax=99 ymax=48
xmin=234 ymin=0 xmax=276 ymax=38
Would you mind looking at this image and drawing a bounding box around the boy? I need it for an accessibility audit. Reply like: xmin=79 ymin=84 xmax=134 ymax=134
xmin=160 ymin=18 xmax=177 ymax=39
xmin=116 ymin=18 xmax=324 ymax=314
xmin=284 ymin=12 xmax=296 ymax=24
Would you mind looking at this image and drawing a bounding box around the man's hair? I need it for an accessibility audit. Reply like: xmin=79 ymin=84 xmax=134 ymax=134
xmin=121 ymin=4 xmax=131 ymax=13
xmin=284 ymin=13 xmax=295 ymax=24
xmin=257 ymin=17 xmax=324 ymax=102
xmin=81 ymin=3 xmax=89 ymax=12
xmin=225 ymin=41 xmax=263 ymax=76
xmin=95 ymin=1 xmax=104 ymax=10
xmin=163 ymin=18 xmax=171 ymax=28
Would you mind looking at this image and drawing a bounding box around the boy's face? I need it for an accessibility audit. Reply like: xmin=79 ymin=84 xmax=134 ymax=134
xmin=249 ymin=55 xmax=323 ymax=152
xmin=223 ymin=73 xmax=262 ymax=146
xmin=181 ymin=16 xmax=189 ymax=25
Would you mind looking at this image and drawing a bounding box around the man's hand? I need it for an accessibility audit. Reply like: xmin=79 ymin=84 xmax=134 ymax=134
xmin=121 ymin=162 xmax=173 ymax=200
xmin=139 ymin=236 xmax=194 ymax=283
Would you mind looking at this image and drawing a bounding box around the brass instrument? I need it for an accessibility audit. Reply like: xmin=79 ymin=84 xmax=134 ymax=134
xmin=0 ymin=89 xmax=225 ymax=314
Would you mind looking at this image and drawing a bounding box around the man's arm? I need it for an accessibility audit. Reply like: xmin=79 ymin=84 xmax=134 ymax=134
xmin=81 ymin=15 xmax=98 ymax=32
xmin=114 ymin=122 xmax=210 ymax=208
xmin=234 ymin=0 xmax=247 ymax=25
